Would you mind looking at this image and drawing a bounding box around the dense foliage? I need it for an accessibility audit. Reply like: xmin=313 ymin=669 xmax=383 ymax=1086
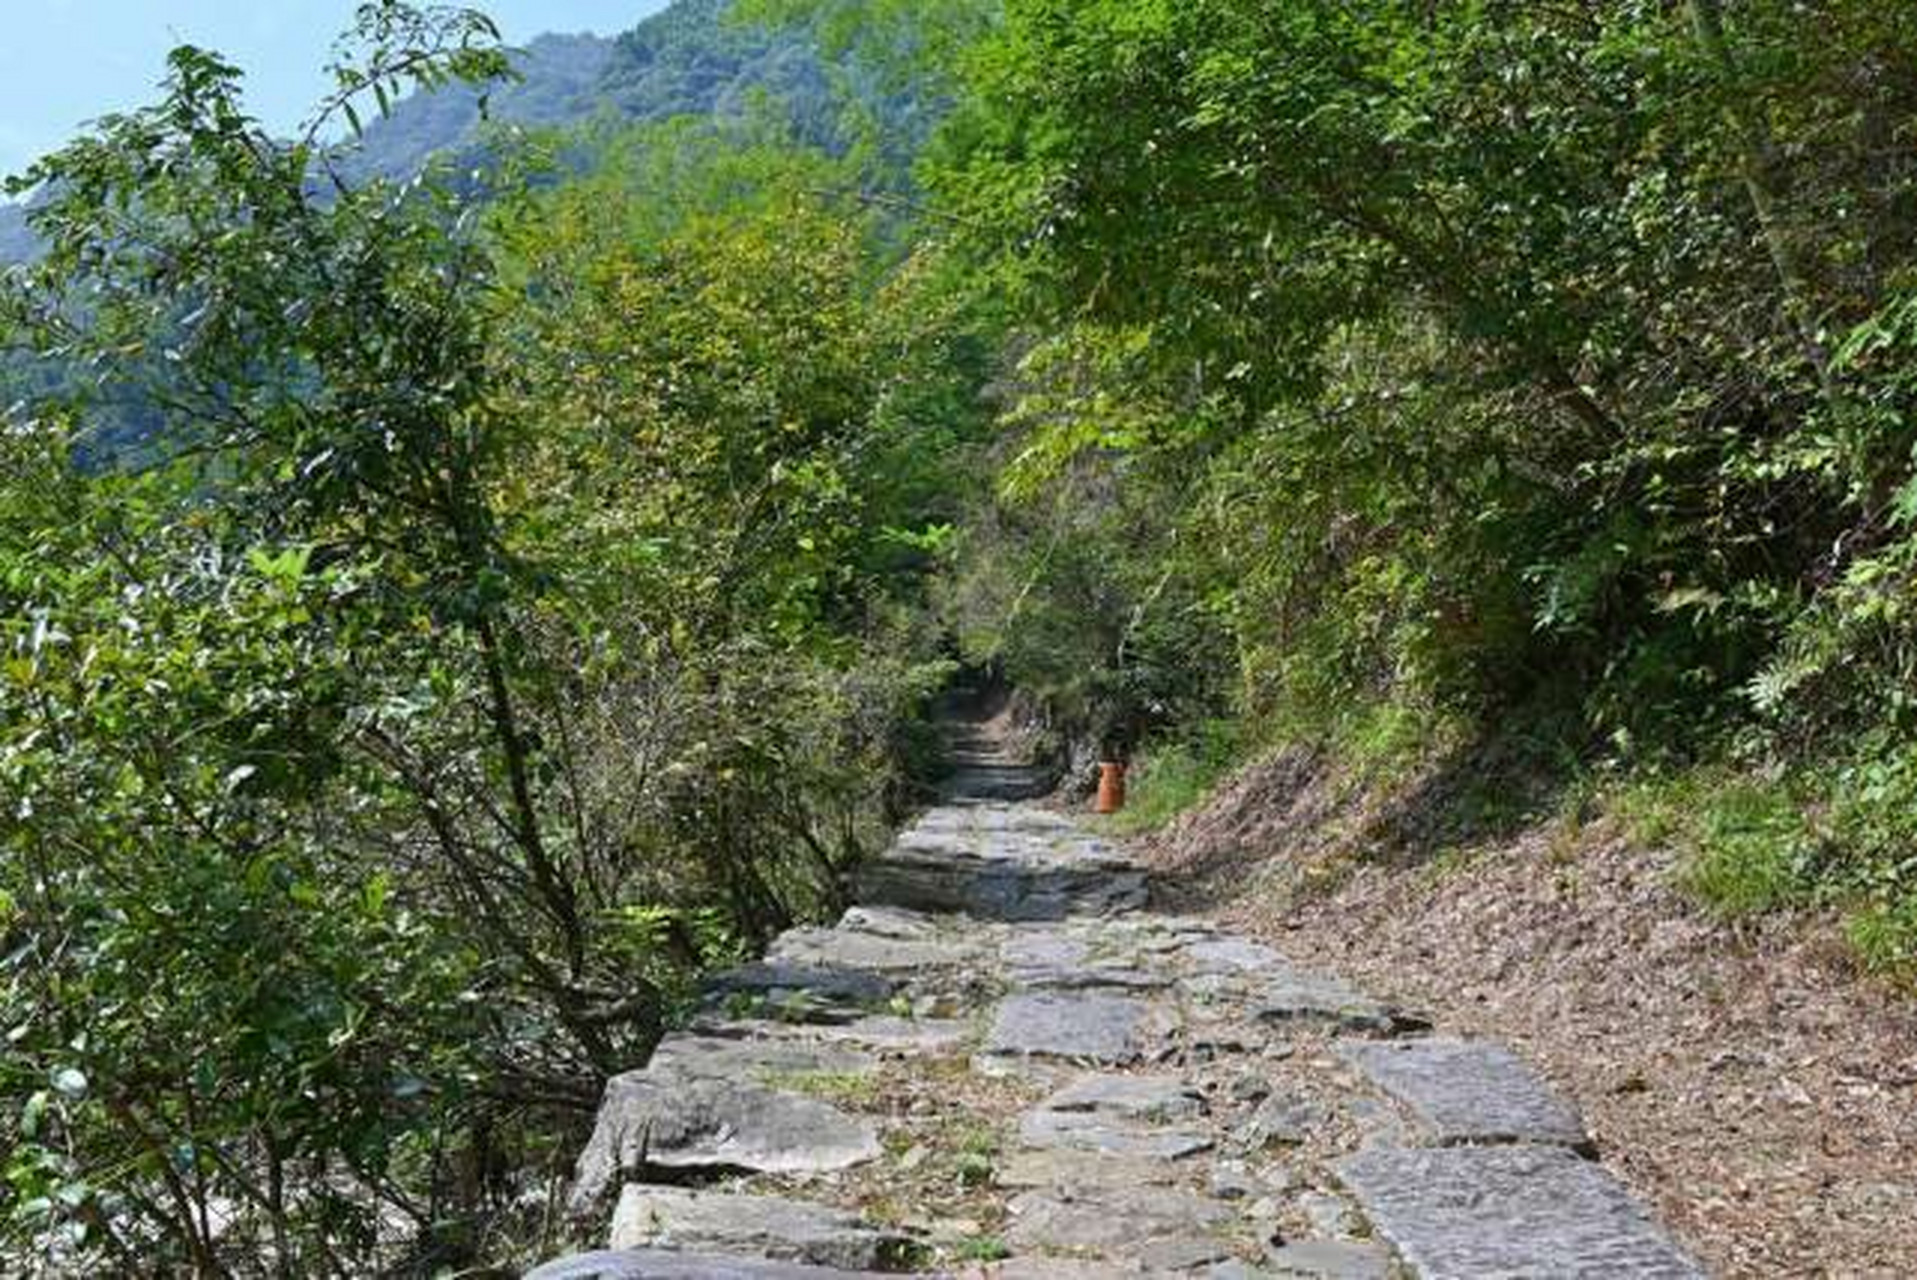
xmin=762 ymin=0 xmax=1917 ymax=963
xmin=6 ymin=0 xmax=1917 ymax=1272
xmin=0 ymin=5 xmax=983 ymax=1272
xmin=339 ymin=0 xmax=858 ymax=185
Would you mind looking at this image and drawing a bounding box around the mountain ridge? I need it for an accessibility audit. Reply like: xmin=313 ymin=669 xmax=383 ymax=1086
xmin=1 ymin=0 xmax=849 ymax=264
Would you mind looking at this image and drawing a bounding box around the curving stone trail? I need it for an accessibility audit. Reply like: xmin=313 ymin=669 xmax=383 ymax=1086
xmin=533 ymin=741 xmax=1707 ymax=1279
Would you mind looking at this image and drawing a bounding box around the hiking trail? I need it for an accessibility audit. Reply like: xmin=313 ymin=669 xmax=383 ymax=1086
xmin=530 ymin=716 xmax=1704 ymax=1279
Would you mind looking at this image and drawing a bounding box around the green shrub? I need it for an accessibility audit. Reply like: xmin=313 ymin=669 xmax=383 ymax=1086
xmin=1847 ymin=899 xmax=1917 ymax=975
xmin=1677 ymin=781 xmax=1817 ymax=917
xmin=1100 ymin=720 xmax=1243 ymax=835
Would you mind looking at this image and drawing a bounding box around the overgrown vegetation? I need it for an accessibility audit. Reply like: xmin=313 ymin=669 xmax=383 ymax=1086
xmin=5 ymin=0 xmax=1917 ymax=1271
xmin=760 ymin=0 xmax=1917 ymax=961
xmin=0 ymin=4 xmax=981 ymax=1271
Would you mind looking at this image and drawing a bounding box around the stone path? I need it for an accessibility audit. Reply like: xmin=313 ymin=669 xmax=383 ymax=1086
xmin=532 ymin=761 xmax=1706 ymax=1277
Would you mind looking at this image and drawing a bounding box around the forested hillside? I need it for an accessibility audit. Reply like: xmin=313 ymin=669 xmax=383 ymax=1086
xmin=0 ymin=0 xmax=891 ymax=266
xmin=3 ymin=0 xmax=1915 ymax=1274
xmin=835 ymin=0 xmax=1917 ymax=969
xmin=341 ymin=0 xmax=858 ymax=182
xmin=0 ymin=206 xmax=30 ymax=263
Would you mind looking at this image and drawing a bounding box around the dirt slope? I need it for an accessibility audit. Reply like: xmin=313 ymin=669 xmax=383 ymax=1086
xmin=1138 ymin=748 xmax=1917 ymax=1279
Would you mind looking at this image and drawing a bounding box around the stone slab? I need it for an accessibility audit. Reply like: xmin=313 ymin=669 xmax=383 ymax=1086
xmin=1246 ymin=971 xmax=1395 ymax=1033
xmin=693 ymin=1013 xmax=973 ymax=1056
xmin=1009 ymin=963 xmax=1172 ymax=993
xmin=765 ymin=928 xmax=987 ymax=976
xmin=856 ymin=852 xmax=1148 ymax=922
xmin=1042 ymin=1072 xmax=1206 ymax=1121
xmin=1338 ymin=1038 xmax=1590 ymax=1149
xmin=609 ymin=1187 xmax=913 ymax=1271
xmin=996 ymin=1148 xmax=1189 ymax=1190
xmin=1005 ymin=1185 xmax=1230 ymax=1253
xmin=646 ymin=1034 xmax=875 ymax=1083
xmin=526 ymin=1250 xmax=888 ymax=1279
xmin=1336 ymin=1145 xmax=1706 ymax=1278
xmin=569 ymin=1075 xmax=879 ymax=1214
xmin=974 ymin=1261 xmax=1124 ymax=1280
xmin=1136 ymin=1235 xmax=1241 ymax=1270
xmin=854 ymin=808 xmax=1149 ymax=923
xmin=984 ymin=992 xmax=1153 ymax=1064
xmin=1017 ymin=1107 xmax=1215 ymax=1160
xmin=1183 ymin=936 xmax=1288 ymax=973
xmin=1264 ymin=1239 xmax=1394 ymax=1278
xmin=1001 ymin=930 xmax=1091 ymax=970
xmin=703 ymin=962 xmax=898 ymax=1022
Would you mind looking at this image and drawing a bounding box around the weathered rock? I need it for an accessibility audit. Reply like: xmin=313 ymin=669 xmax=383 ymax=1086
xmin=855 ymin=808 xmax=1148 ymax=922
xmin=859 ymin=851 xmax=1148 ymax=920
xmin=1338 ymin=1038 xmax=1591 ymax=1150
xmin=984 ymin=992 xmax=1155 ymax=1064
xmin=765 ymin=926 xmax=987 ymax=976
xmin=702 ymin=962 xmax=897 ymax=1023
xmin=1342 ymin=1096 xmax=1414 ymax=1150
xmin=1009 ymin=962 xmax=1172 ymax=993
xmin=526 ymin=1250 xmax=889 ymax=1279
xmin=995 ymin=1148 xmax=1188 ymax=1190
xmin=1237 ymin=1091 xmax=1330 ymax=1148
xmin=1043 ymin=1072 xmax=1206 ymax=1121
xmin=1209 ymin=1159 xmax=1260 ymax=1201
xmin=979 ymin=1260 xmax=1128 ymax=1280
xmin=1183 ymin=936 xmax=1288 ymax=974
xmin=1206 ymin=1262 xmax=1273 ymax=1280
xmin=836 ymin=904 xmax=944 ymax=938
xmin=1001 ymin=929 xmax=1090 ymax=971
xmin=1246 ymin=970 xmax=1396 ymax=1033
xmin=647 ymin=1034 xmax=874 ymax=1083
xmin=569 ymin=1075 xmax=880 ymax=1215
xmin=1293 ymin=1190 xmax=1360 ymax=1238
xmin=686 ymin=1012 xmax=973 ymax=1056
xmin=1264 ymin=1239 xmax=1395 ymax=1279
xmin=1016 ymin=1107 xmax=1215 ymax=1160
xmin=608 ymin=1187 xmax=915 ymax=1271
xmin=1004 ymin=1186 xmax=1230 ymax=1253
xmin=1014 ymin=1071 xmax=1218 ymax=1154
xmin=1336 ymin=1146 xmax=1706 ymax=1278
xmin=805 ymin=1014 xmax=975 ymax=1055
xmin=1136 ymin=1234 xmax=1241 ymax=1270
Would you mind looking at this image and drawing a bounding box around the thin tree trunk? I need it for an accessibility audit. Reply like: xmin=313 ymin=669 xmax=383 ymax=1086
xmin=474 ymin=610 xmax=586 ymax=977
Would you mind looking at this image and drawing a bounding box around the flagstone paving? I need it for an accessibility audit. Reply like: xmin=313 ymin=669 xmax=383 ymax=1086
xmin=532 ymin=756 xmax=1707 ymax=1278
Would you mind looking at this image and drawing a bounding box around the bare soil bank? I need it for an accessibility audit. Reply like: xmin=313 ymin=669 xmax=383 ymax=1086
xmin=1138 ymin=748 xmax=1917 ymax=1279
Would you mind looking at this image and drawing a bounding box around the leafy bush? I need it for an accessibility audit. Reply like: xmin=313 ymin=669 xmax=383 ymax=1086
xmin=760 ymin=0 xmax=1917 ymax=967
xmin=1098 ymin=721 xmax=1242 ymax=836
xmin=0 ymin=7 xmax=980 ymax=1269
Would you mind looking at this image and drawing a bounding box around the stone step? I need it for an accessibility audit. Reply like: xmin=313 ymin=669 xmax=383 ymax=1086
xmin=941 ymin=763 xmax=1054 ymax=802
xmin=1002 ymin=1183 xmax=1235 ymax=1266
xmin=569 ymin=1072 xmax=881 ymax=1217
xmin=546 ymin=792 xmax=1705 ymax=1280
xmin=854 ymin=814 xmax=1150 ymax=922
xmin=983 ymin=990 xmax=1169 ymax=1065
xmin=700 ymin=961 xmax=900 ymax=1024
xmin=1336 ymin=1145 xmax=1706 ymax=1279
xmin=526 ymin=1249 xmax=891 ymax=1279
xmin=1337 ymin=1038 xmax=1592 ymax=1151
xmin=608 ymin=1187 xmax=917 ymax=1271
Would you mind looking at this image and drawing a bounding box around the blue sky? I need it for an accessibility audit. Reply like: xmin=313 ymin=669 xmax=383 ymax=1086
xmin=0 ymin=2 xmax=668 ymax=181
